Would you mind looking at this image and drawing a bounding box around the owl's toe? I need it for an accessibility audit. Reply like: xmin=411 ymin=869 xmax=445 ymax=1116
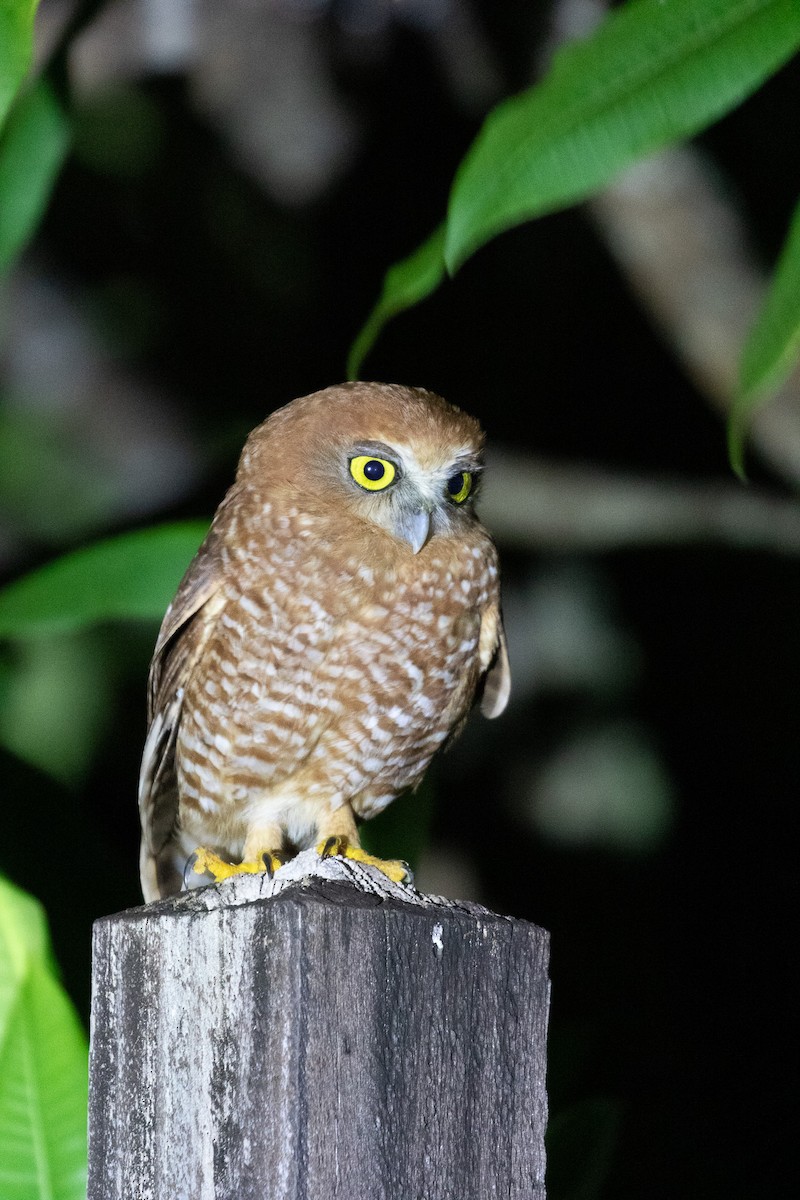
xmin=188 ymin=846 xmax=285 ymax=886
xmin=317 ymin=836 xmax=412 ymax=885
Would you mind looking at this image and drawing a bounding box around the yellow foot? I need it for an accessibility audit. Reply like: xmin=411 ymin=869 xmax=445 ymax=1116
xmin=189 ymin=846 xmax=286 ymax=885
xmin=317 ymin=836 xmax=411 ymax=885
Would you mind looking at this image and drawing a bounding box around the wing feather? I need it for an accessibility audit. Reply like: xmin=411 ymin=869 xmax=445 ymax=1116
xmin=479 ymin=605 xmax=511 ymax=718
xmin=138 ymin=523 xmax=227 ymax=900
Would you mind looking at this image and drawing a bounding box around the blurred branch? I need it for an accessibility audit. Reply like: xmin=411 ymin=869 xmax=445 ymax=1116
xmin=589 ymin=148 xmax=800 ymax=488
xmin=483 ymin=446 xmax=800 ymax=555
xmin=546 ymin=0 xmax=800 ymax=487
xmin=60 ymin=0 xmax=499 ymax=205
xmin=42 ymin=0 xmax=113 ymax=89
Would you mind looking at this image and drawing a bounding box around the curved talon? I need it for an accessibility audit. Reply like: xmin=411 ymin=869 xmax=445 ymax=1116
xmin=183 ymin=851 xmax=199 ymax=890
xmin=262 ymin=850 xmax=287 ymax=879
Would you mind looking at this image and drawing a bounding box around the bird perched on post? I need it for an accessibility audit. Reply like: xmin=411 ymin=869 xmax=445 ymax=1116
xmin=138 ymin=382 xmax=510 ymax=902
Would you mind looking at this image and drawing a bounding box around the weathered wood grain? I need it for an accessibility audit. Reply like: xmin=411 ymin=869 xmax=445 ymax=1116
xmin=88 ymin=851 xmax=549 ymax=1200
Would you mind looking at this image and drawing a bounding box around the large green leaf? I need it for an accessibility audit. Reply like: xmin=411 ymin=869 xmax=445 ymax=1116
xmin=729 ymin=196 xmax=800 ymax=476
xmin=0 ymin=879 xmax=88 ymax=1200
xmin=446 ymin=0 xmax=800 ymax=271
xmin=0 ymin=521 xmax=209 ymax=638
xmin=0 ymin=81 xmax=70 ymax=274
xmin=349 ymin=0 xmax=800 ymax=370
xmin=0 ymin=0 xmax=38 ymax=132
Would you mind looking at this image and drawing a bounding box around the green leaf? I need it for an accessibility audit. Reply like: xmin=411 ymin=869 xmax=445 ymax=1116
xmin=347 ymin=224 xmax=445 ymax=379
xmin=0 ymin=878 xmax=88 ymax=1200
xmin=0 ymin=81 xmax=70 ymax=274
xmin=0 ymin=521 xmax=209 ymax=639
xmin=0 ymin=0 xmax=38 ymax=132
xmin=0 ymin=876 xmax=49 ymax=1038
xmin=446 ymin=0 xmax=800 ymax=271
xmin=729 ymin=196 xmax=800 ymax=477
xmin=350 ymin=0 xmax=800 ymax=365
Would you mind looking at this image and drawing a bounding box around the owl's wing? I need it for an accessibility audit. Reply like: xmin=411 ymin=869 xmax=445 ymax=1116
xmin=138 ymin=524 xmax=227 ymax=901
xmin=147 ymin=522 xmax=226 ymax=718
xmin=479 ymin=604 xmax=511 ymax=718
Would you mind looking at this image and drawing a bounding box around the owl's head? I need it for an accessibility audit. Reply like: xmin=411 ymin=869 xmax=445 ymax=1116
xmin=246 ymin=382 xmax=487 ymax=554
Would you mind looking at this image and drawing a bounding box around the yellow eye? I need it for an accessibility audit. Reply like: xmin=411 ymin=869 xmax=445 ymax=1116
xmin=349 ymin=456 xmax=396 ymax=492
xmin=447 ymin=470 xmax=472 ymax=504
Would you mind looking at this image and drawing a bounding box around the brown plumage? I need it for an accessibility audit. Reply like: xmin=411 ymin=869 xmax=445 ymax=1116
xmin=138 ymin=382 xmax=510 ymax=901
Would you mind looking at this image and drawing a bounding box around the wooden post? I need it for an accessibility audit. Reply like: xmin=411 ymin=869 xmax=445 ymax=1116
xmin=88 ymin=850 xmax=550 ymax=1200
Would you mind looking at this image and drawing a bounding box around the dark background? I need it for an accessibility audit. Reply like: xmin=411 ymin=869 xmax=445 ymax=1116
xmin=0 ymin=3 xmax=797 ymax=1196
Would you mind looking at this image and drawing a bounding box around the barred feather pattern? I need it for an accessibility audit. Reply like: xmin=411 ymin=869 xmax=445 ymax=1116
xmin=139 ymin=383 xmax=509 ymax=900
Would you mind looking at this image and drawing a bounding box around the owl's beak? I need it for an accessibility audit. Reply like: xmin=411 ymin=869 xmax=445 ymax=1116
xmin=395 ymin=508 xmax=431 ymax=554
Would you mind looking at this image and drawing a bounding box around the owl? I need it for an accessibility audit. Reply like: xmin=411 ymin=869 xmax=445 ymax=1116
xmin=138 ymin=382 xmax=510 ymax=902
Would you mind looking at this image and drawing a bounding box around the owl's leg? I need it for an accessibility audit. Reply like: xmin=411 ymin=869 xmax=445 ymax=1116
xmin=241 ymin=824 xmax=288 ymax=875
xmin=315 ymin=805 xmax=411 ymax=885
xmin=190 ymin=825 xmax=286 ymax=886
